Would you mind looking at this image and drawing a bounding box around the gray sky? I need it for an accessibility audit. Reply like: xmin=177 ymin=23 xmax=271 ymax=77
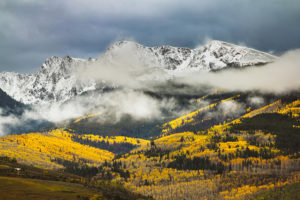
xmin=1 ymin=0 xmax=300 ymax=73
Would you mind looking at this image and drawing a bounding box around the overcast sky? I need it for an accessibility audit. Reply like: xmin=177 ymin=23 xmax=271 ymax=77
xmin=1 ymin=0 xmax=300 ymax=73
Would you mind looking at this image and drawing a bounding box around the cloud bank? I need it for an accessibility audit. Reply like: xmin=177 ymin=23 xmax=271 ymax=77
xmin=176 ymin=49 xmax=300 ymax=93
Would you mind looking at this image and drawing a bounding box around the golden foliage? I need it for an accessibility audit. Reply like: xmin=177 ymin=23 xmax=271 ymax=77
xmin=77 ymin=134 xmax=150 ymax=148
xmin=0 ymin=129 xmax=114 ymax=169
xmin=73 ymin=112 xmax=101 ymax=123
xmin=162 ymin=95 xmax=240 ymax=134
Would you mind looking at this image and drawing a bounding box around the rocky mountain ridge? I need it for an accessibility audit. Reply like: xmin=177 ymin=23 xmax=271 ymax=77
xmin=0 ymin=40 xmax=276 ymax=104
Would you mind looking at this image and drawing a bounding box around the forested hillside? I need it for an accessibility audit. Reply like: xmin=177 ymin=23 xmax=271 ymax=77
xmin=1 ymin=93 xmax=299 ymax=200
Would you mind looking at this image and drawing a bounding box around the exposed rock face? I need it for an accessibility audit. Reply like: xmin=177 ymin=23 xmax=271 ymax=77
xmin=0 ymin=40 xmax=276 ymax=104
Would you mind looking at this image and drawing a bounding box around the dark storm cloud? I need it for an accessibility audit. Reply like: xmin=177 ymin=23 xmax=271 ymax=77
xmin=0 ymin=0 xmax=300 ymax=73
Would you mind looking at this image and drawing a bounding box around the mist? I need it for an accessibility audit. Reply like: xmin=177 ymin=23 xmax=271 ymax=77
xmin=78 ymin=41 xmax=300 ymax=95
xmin=0 ymin=108 xmax=50 ymax=136
xmin=247 ymin=96 xmax=265 ymax=106
xmin=0 ymin=88 xmax=201 ymax=136
xmin=176 ymin=49 xmax=300 ymax=93
xmin=77 ymin=41 xmax=169 ymax=90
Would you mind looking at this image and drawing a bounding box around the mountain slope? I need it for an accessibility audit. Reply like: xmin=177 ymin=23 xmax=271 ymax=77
xmin=0 ymin=41 xmax=276 ymax=105
xmin=0 ymin=94 xmax=299 ymax=200
xmin=0 ymin=129 xmax=114 ymax=169
xmin=102 ymin=95 xmax=300 ymax=200
xmin=0 ymin=88 xmax=25 ymax=116
xmin=0 ymin=158 xmax=150 ymax=200
xmin=0 ymin=56 xmax=100 ymax=104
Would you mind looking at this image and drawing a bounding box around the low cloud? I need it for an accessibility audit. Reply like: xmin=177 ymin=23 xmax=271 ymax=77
xmin=176 ymin=49 xmax=300 ymax=93
xmin=91 ymin=90 xmax=164 ymax=122
xmin=80 ymin=46 xmax=300 ymax=94
xmin=204 ymin=100 xmax=246 ymax=121
xmin=247 ymin=96 xmax=265 ymax=106
xmin=0 ymin=108 xmax=47 ymax=136
xmin=77 ymin=41 xmax=168 ymax=89
xmin=0 ymin=88 xmax=198 ymax=135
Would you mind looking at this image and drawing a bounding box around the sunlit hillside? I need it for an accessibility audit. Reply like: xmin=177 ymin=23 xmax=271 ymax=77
xmin=108 ymin=126 xmax=300 ymax=199
xmin=0 ymin=129 xmax=115 ymax=168
xmin=162 ymin=95 xmax=240 ymax=135
xmin=94 ymin=97 xmax=300 ymax=200
xmin=0 ymin=95 xmax=299 ymax=200
xmin=0 ymin=128 xmax=152 ymax=169
xmin=0 ymin=156 xmax=150 ymax=200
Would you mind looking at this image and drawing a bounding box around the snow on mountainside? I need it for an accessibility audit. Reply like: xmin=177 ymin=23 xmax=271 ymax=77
xmin=0 ymin=40 xmax=276 ymax=105
xmin=0 ymin=56 xmax=98 ymax=104
xmin=105 ymin=40 xmax=276 ymax=72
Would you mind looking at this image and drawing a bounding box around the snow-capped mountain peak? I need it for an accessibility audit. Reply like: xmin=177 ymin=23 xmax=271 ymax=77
xmin=0 ymin=56 xmax=97 ymax=104
xmin=192 ymin=40 xmax=276 ymax=70
xmin=104 ymin=40 xmax=276 ymax=72
xmin=0 ymin=40 xmax=276 ymax=104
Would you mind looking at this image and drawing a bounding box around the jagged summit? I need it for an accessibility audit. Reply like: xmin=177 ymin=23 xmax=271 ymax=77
xmin=196 ymin=40 xmax=276 ymax=69
xmin=0 ymin=40 xmax=276 ymax=104
xmin=0 ymin=56 xmax=97 ymax=104
xmin=105 ymin=40 xmax=276 ymax=71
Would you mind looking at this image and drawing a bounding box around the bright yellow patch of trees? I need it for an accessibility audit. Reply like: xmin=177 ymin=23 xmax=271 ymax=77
xmin=162 ymin=95 xmax=240 ymax=134
xmin=77 ymin=134 xmax=150 ymax=147
xmin=73 ymin=112 xmax=101 ymax=123
xmin=0 ymin=129 xmax=114 ymax=169
xmin=278 ymin=100 xmax=300 ymax=117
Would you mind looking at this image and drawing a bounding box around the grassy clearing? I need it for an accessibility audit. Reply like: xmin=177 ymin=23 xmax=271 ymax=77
xmin=0 ymin=176 xmax=98 ymax=200
xmin=252 ymin=182 xmax=300 ymax=200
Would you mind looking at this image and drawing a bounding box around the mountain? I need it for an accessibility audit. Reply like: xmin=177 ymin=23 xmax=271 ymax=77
xmin=0 ymin=88 xmax=54 ymax=135
xmin=0 ymin=56 xmax=100 ymax=104
xmin=0 ymin=40 xmax=276 ymax=105
xmin=105 ymin=40 xmax=276 ymax=72
xmin=1 ymin=95 xmax=299 ymax=200
xmin=0 ymin=88 xmax=25 ymax=116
